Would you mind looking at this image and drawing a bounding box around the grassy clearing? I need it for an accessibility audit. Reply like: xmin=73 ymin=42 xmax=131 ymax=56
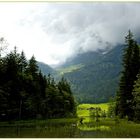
xmin=76 ymin=113 xmax=140 ymax=138
xmin=57 ymin=64 xmax=84 ymax=75
xmin=77 ymin=103 xmax=109 ymax=117
xmin=76 ymin=103 xmax=140 ymax=138
xmin=77 ymin=119 xmax=140 ymax=138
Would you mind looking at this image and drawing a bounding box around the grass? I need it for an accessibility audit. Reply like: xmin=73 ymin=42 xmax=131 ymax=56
xmin=77 ymin=119 xmax=140 ymax=138
xmin=76 ymin=103 xmax=140 ymax=138
xmin=77 ymin=103 xmax=109 ymax=117
xmin=76 ymin=113 xmax=140 ymax=138
xmin=0 ymin=103 xmax=140 ymax=138
xmin=0 ymin=118 xmax=79 ymax=138
xmin=57 ymin=64 xmax=84 ymax=75
xmin=0 ymin=118 xmax=77 ymax=127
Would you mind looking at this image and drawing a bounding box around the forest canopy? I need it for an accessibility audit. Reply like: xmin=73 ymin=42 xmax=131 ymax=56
xmin=0 ymin=44 xmax=76 ymax=121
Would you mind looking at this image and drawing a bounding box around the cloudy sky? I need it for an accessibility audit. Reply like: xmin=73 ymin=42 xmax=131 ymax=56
xmin=0 ymin=2 xmax=140 ymax=65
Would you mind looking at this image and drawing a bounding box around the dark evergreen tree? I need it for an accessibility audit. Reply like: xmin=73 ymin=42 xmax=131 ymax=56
xmin=58 ymin=77 xmax=72 ymax=94
xmin=38 ymin=70 xmax=47 ymax=98
xmin=0 ymin=45 xmax=76 ymax=120
xmin=19 ymin=51 xmax=28 ymax=73
xmin=108 ymin=98 xmax=116 ymax=118
xmin=116 ymin=31 xmax=140 ymax=120
xmin=26 ymin=56 xmax=41 ymax=118
xmin=26 ymin=55 xmax=39 ymax=79
xmin=58 ymin=77 xmax=76 ymax=117
xmin=2 ymin=47 xmax=23 ymax=120
xmin=132 ymin=73 xmax=140 ymax=121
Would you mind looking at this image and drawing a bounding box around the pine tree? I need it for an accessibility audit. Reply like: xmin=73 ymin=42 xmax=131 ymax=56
xmin=132 ymin=73 xmax=140 ymax=121
xmin=19 ymin=51 xmax=27 ymax=73
xmin=58 ymin=77 xmax=72 ymax=94
xmin=38 ymin=71 xmax=46 ymax=98
xmin=58 ymin=77 xmax=76 ymax=117
xmin=26 ymin=55 xmax=39 ymax=79
xmin=116 ymin=31 xmax=140 ymax=120
xmin=2 ymin=47 xmax=23 ymax=119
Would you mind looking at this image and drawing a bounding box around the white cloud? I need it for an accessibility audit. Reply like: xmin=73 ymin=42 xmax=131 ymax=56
xmin=0 ymin=2 xmax=140 ymax=65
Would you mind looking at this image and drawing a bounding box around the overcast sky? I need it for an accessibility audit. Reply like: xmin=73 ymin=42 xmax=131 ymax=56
xmin=0 ymin=2 xmax=140 ymax=65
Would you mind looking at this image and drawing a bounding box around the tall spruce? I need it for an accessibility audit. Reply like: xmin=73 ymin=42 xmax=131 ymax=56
xmin=132 ymin=72 xmax=140 ymax=121
xmin=116 ymin=31 xmax=140 ymax=120
xmin=27 ymin=55 xmax=39 ymax=79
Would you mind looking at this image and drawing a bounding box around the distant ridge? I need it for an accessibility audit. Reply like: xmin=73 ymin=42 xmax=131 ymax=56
xmin=57 ymin=45 xmax=124 ymax=103
xmin=37 ymin=45 xmax=124 ymax=103
xmin=37 ymin=61 xmax=56 ymax=76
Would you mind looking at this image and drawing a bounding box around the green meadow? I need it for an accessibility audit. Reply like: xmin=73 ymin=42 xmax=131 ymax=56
xmin=0 ymin=103 xmax=140 ymax=138
xmin=57 ymin=64 xmax=84 ymax=75
xmin=77 ymin=103 xmax=108 ymax=117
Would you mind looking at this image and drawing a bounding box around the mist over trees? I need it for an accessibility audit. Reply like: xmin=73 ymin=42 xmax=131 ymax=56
xmin=0 ymin=45 xmax=76 ymax=121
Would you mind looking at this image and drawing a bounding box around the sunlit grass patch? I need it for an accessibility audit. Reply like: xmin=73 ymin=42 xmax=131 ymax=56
xmin=57 ymin=64 xmax=84 ymax=75
xmin=77 ymin=103 xmax=109 ymax=117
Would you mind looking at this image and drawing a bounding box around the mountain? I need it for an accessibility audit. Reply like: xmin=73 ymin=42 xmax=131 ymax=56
xmin=37 ymin=62 xmax=56 ymax=76
xmin=56 ymin=45 xmax=124 ymax=103
xmin=37 ymin=45 xmax=124 ymax=103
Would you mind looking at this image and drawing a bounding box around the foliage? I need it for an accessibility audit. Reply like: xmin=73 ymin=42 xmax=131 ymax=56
xmin=116 ymin=31 xmax=140 ymax=120
xmin=107 ymin=98 xmax=116 ymax=118
xmin=0 ymin=45 xmax=76 ymax=121
xmin=132 ymin=73 xmax=140 ymax=122
xmin=77 ymin=103 xmax=108 ymax=118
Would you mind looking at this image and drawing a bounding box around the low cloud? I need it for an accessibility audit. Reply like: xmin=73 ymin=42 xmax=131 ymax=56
xmin=1 ymin=3 xmax=140 ymax=65
xmin=40 ymin=3 xmax=140 ymax=63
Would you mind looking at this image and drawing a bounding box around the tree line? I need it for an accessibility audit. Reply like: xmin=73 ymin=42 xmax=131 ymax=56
xmin=0 ymin=41 xmax=76 ymax=121
xmin=115 ymin=30 xmax=140 ymax=122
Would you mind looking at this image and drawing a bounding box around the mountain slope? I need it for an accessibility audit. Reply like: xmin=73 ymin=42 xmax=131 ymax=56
xmin=58 ymin=45 xmax=124 ymax=103
xmin=37 ymin=62 xmax=56 ymax=76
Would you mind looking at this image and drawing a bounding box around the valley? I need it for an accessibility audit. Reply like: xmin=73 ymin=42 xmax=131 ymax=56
xmin=38 ymin=45 xmax=124 ymax=103
xmin=1 ymin=3 xmax=140 ymax=138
